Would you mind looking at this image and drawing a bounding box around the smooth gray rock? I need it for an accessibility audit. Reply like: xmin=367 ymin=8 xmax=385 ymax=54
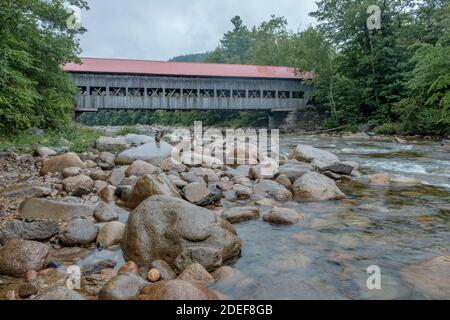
xmin=33 ymin=286 xmax=86 ymax=300
xmin=253 ymin=179 xmax=293 ymax=201
xmin=94 ymin=202 xmax=119 ymax=222
xmin=59 ymin=218 xmax=98 ymax=246
xmin=263 ymin=208 xmax=303 ymax=225
xmin=115 ymin=140 xmax=172 ymax=166
xmin=139 ymin=280 xmax=219 ymax=300
xmin=149 ymin=260 xmax=177 ymax=280
xmin=0 ymin=220 xmax=59 ymax=244
xmin=290 ymin=145 xmax=339 ymax=164
xmin=99 ymin=272 xmax=148 ymax=300
xmin=222 ymin=206 xmax=260 ymax=223
xmin=40 ymin=153 xmax=82 ymax=175
xmin=96 ymin=221 xmax=125 ymax=248
xmin=0 ymin=240 xmax=49 ymax=277
xmin=277 ymin=160 xmax=313 ymax=182
xmin=96 ymin=136 xmax=129 ymax=152
xmin=125 ymin=173 xmax=181 ymax=209
xmin=293 ymin=172 xmax=346 ymax=201
xmin=20 ymin=198 xmax=95 ymax=221
xmin=0 ymin=185 xmax=52 ymax=198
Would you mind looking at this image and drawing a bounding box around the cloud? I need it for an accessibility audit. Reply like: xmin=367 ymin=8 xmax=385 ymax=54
xmin=79 ymin=0 xmax=317 ymax=61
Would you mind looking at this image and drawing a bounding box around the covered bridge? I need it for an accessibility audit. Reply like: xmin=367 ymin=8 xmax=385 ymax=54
xmin=63 ymin=57 xmax=312 ymax=114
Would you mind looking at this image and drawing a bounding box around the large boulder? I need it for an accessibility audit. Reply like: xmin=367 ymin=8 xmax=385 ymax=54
xmin=115 ymin=140 xmax=172 ymax=166
xmin=0 ymin=240 xmax=49 ymax=277
xmin=222 ymin=206 xmax=260 ymax=223
xmin=277 ymin=160 xmax=313 ymax=182
xmin=96 ymin=136 xmax=129 ymax=152
xmin=124 ymin=134 xmax=153 ymax=146
xmin=35 ymin=146 xmax=57 ymax=158
xmin=173 ymin=247 xmax=223 ymax=272
xmin=177 ymin=263 xmax=215 ymax=286
xmin=400 ymin=255 xmax=450 ymax=299
xmin=125 ymin=160 xmax=160 ymax=177
xmin=122 ymin=196 xmax=241 ymax=271
xmin=181 ymin=183 xmax=222 ymax=206
xmin=319 ymin=162 xmax=354 ymax=175
xmin=19 ymin=198 xmax=95 ymax=221
xmin=99 ymin=151 xmax=115 ymax=165
xmin=263 ymin=208 xmax=303 ymax=225
xmin=149 ymin=260 xmax=177 ymax=280
xmin=160 ymin=157 xmax=187 ymax=173
xmin=293 ymin=172 xmax=346 ymax=201
xmin=62 ymin=174 xmax=94 ymax=194
xmin=139 ymin=280 xmax=219 ymax=300
xmin=0 ymin=185 xmax=52 ymax=198
xmin=94 ymin=202 xmax=119 ymax=222
xmin=96 ymin=221 xmax=126 ymax=248
xmin=190 ymin=168 xmax=220 ymax=183
xmin=59 ymin=218 xmax=98 ymax=246
xmin=253 ymin=179 xmax=293 ymax=201
xmin=182 ymin=182 xmax=209 ymax=204
xmin=290 ymin=145 xmax=339 ymax=165
xmin=99 ymin=272 xmax=149 ymax=300
xmin=108 ymin=166 xmax=128 ymax=187
xmin=40 ymin=153 xmax=82 ymax=176
xmin=33 ymin=286 xmax=86 ymax=300
xmin=126 ymin=173 xmax=181 ymax=209
xmin=0 ymin=220 xmax=59 ymax=244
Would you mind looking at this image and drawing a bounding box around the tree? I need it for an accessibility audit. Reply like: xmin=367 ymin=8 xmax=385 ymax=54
xmin=206 ymin=16 xmax=252 ymax=64
xmin=0 ymin=0 xmax=88 ymax=133
xmin=395 ymin=3 xmax=450 ymax=135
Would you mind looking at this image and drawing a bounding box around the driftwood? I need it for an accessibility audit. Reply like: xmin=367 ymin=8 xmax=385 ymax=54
xmin=315 ymin=125 xmax=347 ymax=134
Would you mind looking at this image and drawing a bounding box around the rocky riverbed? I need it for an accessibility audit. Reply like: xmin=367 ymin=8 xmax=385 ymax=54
xmin=0 ymin=128 xmax=449 ymax=300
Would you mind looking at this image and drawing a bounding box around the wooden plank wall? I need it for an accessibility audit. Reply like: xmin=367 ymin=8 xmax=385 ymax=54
xmin=71 ymin=73 xmax=311 ymax=112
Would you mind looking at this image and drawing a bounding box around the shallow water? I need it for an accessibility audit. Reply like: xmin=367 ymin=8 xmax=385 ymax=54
xmin=213 ymin=135 xmax=450 ymax=299
xmin=82 ymin=134 xmax=450 ymax=299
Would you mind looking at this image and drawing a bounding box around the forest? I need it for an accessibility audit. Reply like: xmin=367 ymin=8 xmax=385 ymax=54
xmin=1 ymin=0 xmax=449 ymax=136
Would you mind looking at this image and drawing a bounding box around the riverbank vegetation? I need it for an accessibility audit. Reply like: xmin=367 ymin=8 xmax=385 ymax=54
xmin=0 ymin=125 xmax=103 ymax=154
xmin=0 ymin=1 xmax=448 ymax=138
xmin=79 ymin=110 xmax=269 ymax=128
xmin=205 ymin=1 xmax=450 ymax=136
xmin=0 ymin=0 xmax=88 ymax=134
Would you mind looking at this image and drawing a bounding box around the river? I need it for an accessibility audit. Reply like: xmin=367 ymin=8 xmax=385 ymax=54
xmin=78 ymin=132 xmax=450 ymax=299
xmin=215 ymin=134 xmax=450 ymax=299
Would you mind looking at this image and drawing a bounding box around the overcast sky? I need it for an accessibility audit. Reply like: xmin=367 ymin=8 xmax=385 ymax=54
xmin=78 ymin=0 xmax=317 ymax=61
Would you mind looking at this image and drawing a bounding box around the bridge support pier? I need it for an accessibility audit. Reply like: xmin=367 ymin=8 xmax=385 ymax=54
xmin=73 ymin=111 xmax=82 ymax=122
xmin=268 ymin=111 xmax=298 ymax=131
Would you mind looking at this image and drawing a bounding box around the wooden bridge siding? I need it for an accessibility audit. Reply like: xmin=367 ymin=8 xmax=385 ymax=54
xmin=71 ymin=73 xmax=310 ymax=111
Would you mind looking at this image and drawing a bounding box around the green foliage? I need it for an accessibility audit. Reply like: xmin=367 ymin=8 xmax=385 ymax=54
xmin=373 ymin=123 xmax=402 ymax=135
xmin=0 ymin=0 xmax=88 ymax=134
xmin=116 ymin=126 xmax=143 ymax=136
xmin=0 ymin=125 xmax=104 ymax=154
xmin=204 ymin=3 xmax=449 ymax=136
xmin=79 ymin=110 xmax=268 ymax=128
xmin=169 ymin=53 xmax=209 ymax=62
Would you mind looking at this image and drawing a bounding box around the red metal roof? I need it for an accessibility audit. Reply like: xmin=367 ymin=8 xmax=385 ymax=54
xmin=63 ymin=57 xmax=311 ymax=80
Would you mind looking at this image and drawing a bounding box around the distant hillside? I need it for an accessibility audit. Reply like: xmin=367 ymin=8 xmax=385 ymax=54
xmin=169 ymin=53 xmax=209 ymax=62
